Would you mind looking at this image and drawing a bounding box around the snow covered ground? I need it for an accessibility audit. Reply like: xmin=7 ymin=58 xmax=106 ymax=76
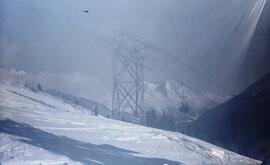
xmin=0 ymin=84 xmax=261 ymax=165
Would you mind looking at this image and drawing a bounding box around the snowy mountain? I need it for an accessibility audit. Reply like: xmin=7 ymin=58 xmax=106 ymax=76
xmin=144 ymin=80 xmax=213 ymax=114
xmin=0 ymin=68 xmax=220 ymax=134
xmin=0 ymin=68 xmax=112 ymax=107
xmin=143 ymin=81 xmax=214 ymax=132
xmin=0 ymin=68 xmax=212 ymax=126
xmin=0 ymin=83 xmax=261 ymax=164
xmin=45 ymin=89 xmax=111 ymax=118
xmin=42 ymin=81 xmax=203 ymax=133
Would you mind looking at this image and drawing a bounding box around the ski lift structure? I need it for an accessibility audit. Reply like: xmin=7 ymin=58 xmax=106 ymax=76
xmin=179 ymin=82 xmax=190 ymax=113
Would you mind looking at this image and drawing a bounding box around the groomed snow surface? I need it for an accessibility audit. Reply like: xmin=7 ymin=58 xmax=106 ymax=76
xmin=0 ymin=84 xmax=261 ymax=165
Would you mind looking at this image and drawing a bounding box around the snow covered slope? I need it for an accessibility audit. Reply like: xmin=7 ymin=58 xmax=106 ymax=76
xmin=0 ymin=84 xmax=261 ymax=165
xmin=45 ymin=89 xmax=111 ymax=118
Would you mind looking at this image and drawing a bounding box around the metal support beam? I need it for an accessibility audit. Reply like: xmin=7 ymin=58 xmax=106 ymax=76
xmin=99 ymin=30 xmax=150 ymax=122
xmin=112 ymin=51 xmax=144 ymax=122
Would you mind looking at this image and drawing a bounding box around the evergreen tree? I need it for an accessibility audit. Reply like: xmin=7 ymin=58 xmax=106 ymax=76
xmin=146 ymin=109 xmax=157 ymax=128
xmin=24 ymin=82 xmax=28 ymax=88
xmin=94 ymin=106 xmax=98 ymax=116
xmin=37 ymin=83 xmax=42 ymax=91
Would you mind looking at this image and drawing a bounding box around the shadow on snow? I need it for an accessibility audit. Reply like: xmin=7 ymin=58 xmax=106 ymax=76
xmin=0 ymin=119 xmax=183 ymax=165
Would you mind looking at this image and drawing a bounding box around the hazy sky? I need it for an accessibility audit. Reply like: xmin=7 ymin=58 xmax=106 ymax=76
xmin=0 ymin=0 xmax=268 ymax=102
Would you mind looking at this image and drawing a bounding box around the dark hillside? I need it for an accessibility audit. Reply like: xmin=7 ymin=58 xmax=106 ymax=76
xmin=191 ymin=73 xmax=270 ymax=160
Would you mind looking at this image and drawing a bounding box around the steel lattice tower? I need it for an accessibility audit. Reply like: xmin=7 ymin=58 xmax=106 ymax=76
xmin=112 ymin=47 xmax=145 ymax=122
xmin=99 ymin=30 xmax=151 ymax=122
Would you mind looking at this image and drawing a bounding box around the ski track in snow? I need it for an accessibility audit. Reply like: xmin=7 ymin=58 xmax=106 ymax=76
xmin=0 ymin=84 xmax=261 ymax=165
